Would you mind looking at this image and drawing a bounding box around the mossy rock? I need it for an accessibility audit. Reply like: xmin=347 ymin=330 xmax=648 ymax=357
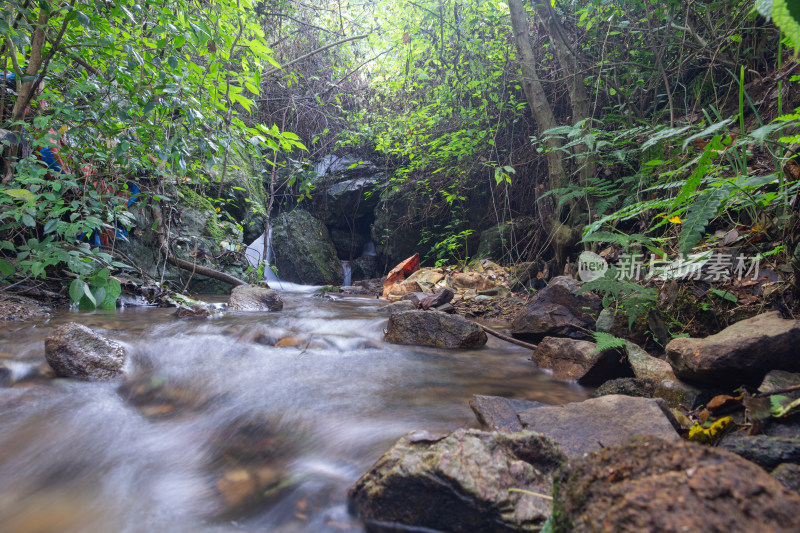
xmin=272 ymin=210 xmax=343 ymax=285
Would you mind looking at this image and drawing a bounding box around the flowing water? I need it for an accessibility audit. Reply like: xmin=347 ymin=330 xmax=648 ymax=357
xmin=0 ymin=288 xmax=587 ymax=533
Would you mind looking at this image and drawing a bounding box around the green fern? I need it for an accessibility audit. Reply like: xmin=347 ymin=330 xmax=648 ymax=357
xmin=591 ymin=331 xmax=628 ymax=354
xmin=579 ymin=274 xmax=658 ymax=328
xmin=678 ymin=186 xmax=728 ymax=255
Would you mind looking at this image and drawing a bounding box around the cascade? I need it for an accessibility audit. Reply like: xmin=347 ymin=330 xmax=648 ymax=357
xmin=362 ymin=241 xmax=377 ymax=256
xmin=244 ymin=226 xmax=278 ymax=282
xmin=341 ymin=260 xmax=352 ymax=286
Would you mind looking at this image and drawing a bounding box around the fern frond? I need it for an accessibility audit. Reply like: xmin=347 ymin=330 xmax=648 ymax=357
xmin=678 ymin=186 xmax=727 ymax=255
xmin=591 ymin=331 xmax=627 ymax=354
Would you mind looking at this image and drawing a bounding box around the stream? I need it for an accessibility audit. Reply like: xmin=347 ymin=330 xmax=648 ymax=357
xmin=0 ymin=287 xmax=587 ymax=533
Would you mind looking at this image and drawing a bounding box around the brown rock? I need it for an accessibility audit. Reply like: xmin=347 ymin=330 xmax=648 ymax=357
xmin=552 ymin=435 xmax=800 ymax=533
xmin=510 ymin=276 xmax=601 ymax=343
xmin=448 ymin=272 xmax=497 ymax=292
xmin=666 ymin=311 xmax=800 ymax=386
xmin=531 ymin=336 xmax=630 ymax=386
xmin=385 ymin=310 xmax=487 ymax=349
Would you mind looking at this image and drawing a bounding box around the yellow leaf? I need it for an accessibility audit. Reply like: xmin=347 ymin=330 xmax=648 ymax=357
xmin=669 ymin=216 xmax=682 ymax=224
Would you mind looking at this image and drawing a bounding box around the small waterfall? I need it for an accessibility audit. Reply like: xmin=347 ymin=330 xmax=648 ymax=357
xmin=341 ymin=260 xmax=352 ymax=286
xmin=244 ymin=226 xmax=278 ymax=282
xmin=362 ymin=241 xmax=377 ymax=256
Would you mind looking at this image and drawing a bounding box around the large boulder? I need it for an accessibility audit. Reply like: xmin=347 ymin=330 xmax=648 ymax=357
xmin=370 ymin=187 xmax=424 ymax=269
xmin=551 ymin=435 xmax=800 ymax=533
xmin=666 ymin=311 xmax=800 ymax=386
xmin=517 ymin=395 xmax=679 ymax=457
xmin=45 ymin=323 xmax=126 ymax=380
xmin=271 ymin=210 xmax=344 ymax=285
xmin=510 ymin=276 xmax=601 ymax=343
xmin=348 ymin=428 xmax=565 ymax=533
xmin=385 ymin=310 xmax=487 ymax=349
xmin=228 ymin=284 xmax=283 ymax=311
xmin=531 ymin=337 xmax=630 ymax=386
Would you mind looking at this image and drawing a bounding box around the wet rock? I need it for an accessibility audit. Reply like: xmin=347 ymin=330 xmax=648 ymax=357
xmin=0 ymin=363 xmax=10 ymax=385
xmin=382 ymin=300 xmax=417 ymax=314
xmin=44 ymin=323 xmax=126 ymax=381
xmin=174 ymin=304 xmax=210 ymax=319
xmin=625 ymin=341 xmax=677 ymax=383
xmin=271 ymin=210 xmax=344 ymax=285
xmin=228 ymin=284 xmax=283 ymax=312
xmin=510 ymin=276 xmax=601 ymax=343
xmin=348 ymin=428 xmax=565 ymax=533
xmin=531 ymin=337 xmax=630 ymax=386
xmin=718 ymin=435 xmax=800 ymax=471
xmin=592 ymin=377 xmax=653 ymax=398
xmin=772 ymin=463 xmax=800 ymax=494
xmin=517 ymin=395 xmax=679 ymax=457
xmin=552 ymin=435 xmax=800 ymax=533
xmin=469 ymin=395 xmax=546 ymax=432
xmin=0 ymin=293 xmax=52 ymax=321
xmin=330 ymin=228 xmax=366 ymax=260
xmin=666 ymin=311 xmax=800 ymax=387
xmin=385 ymin=310 xmax=487 ymax=349
xmin=654 ymin=379 xmax=703 ymax=409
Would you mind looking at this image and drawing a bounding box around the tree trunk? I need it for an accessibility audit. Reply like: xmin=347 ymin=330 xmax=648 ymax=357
xmin=507 ymin=0 xmax=580 ymax=265
xmin=2 ymin=8 xmax=49 ymax=184
xmin=533 ymin=3 xmax=596 ymax=190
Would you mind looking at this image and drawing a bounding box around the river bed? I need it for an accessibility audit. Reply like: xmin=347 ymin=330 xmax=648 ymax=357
xmin=0 ymin=288 xmax=587 ymax=532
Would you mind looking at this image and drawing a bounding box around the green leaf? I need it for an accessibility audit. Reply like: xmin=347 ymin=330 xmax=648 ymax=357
xmin=43 ymin=219 xmax=59 ymax=234
xmin=82 ymin=283 xmax=96 ymax=305
xmin=21 ymin=214 xmax=36 ymax=227
xmin=711 ymin=289 xmax=738 ymax=303
xmin=69 ymin=278 xmax=86 ymax=304
xmin=0 ymin=259 xmax=14 ymax=277
xmin=93 ymin=268 xmax=110 ymax=284
xmin=99 ymin=278 xmax=121 ymax=309
xmin=4 ymin=189 xmax=35 ymax=202
xmin=591 ymin=331 xmax=627 ymax=354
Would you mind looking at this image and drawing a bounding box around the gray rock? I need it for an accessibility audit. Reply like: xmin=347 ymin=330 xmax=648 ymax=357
xmin=469 ymin=395 xmax=547 ymax=432
xmin=382 ymin=300 xmax=417 ymax=314
xmin=385 ymin=310 xmax=487 ymax=349
xmin=718 ymin=435 xmax=800 ymax=471
xmin=772 ymin=463 xmax=800 ymax=494
xmin=595 ymin=307 xmax=614 ymax=333
xmin=228 ymin=285 xmax=283 ymax=312
xmin=531 ymin=336 xmax=629 ymax=386
xmin=552 ymin=436 xmax=800 ymax=533
xmin=510 ymin=276 xmax=601 ymax=343
xmin=625 ymin=341 xmax=677 ymax=383
xmin=666 ymin=311 xmax=800 ymax=386
xmin=517 ymin=395 xmax=680 ymax=457
xmin=271 ymin=210 xmax=344 ymax=285
xmin=348 ymin=428 xmax=565 ymax=533
xmin=760 ymin=370 xmax=800 ymax=400
xmin=654 ymin=379 xmax=703 ymax=409
xmin=45 ymin=323 xmax=126 ymax=380
xmin=592 ymin=377 xmax=653 ymax=398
